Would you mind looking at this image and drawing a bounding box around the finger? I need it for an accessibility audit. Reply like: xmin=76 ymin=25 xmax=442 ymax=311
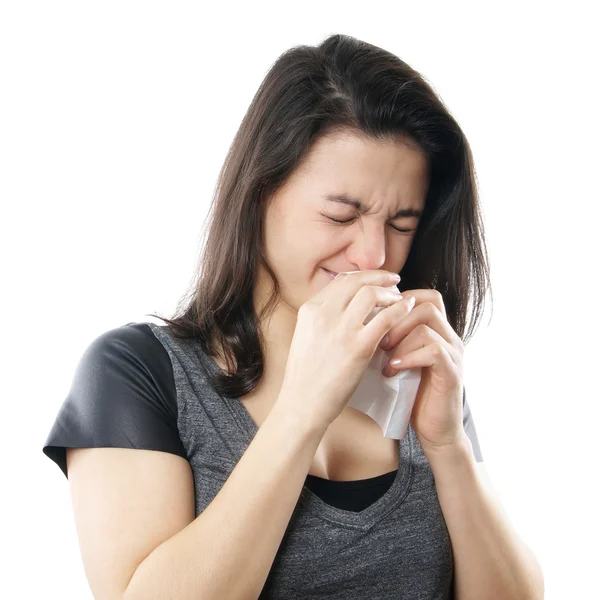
xmin=386 ymin=342 xmax=460 ymax=384
xmin=399 ymin=288 xmax=447 ymax=320
xmin=383 ymin=326 xmax=462 ymax=377
xmin=344 ymin=284 xmax=406 ymax=330
xmin=359 ymin=293 xmax=416 ymax=350
xmin=319 ymin=269 xmax=401 ymax=313
xmin=380 ymin=301 xmax=460 ymax=352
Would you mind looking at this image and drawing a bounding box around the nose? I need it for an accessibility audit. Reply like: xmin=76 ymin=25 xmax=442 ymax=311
xmin=345 ymin=222 xmax=387 ymax=271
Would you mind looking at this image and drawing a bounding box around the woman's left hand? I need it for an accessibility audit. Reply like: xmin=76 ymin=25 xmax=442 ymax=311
xmin=379 ymin=288 xmax=468 ymax=454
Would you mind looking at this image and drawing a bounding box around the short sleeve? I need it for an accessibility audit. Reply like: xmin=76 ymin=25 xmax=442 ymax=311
xmin=462 ymin=386 xmax=484 ymax=462
xmin=42 ymin=322 xmax=188 ymax=479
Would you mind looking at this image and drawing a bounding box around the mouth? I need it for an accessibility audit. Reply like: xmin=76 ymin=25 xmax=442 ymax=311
xmin=322 ymin=268 xmax=338 ymax=280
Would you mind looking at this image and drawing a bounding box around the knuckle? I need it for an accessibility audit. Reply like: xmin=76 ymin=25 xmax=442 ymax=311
xmin=403 ymin=298 xmax=415 ymax=312
xmin=431 ymin=289 xmax=443 ymax=303
xmin=358 ymin=285 xmax=377 ymax=302
xmin=417 ymin=323 xmax=429 ymax=336
xmin=424 ymin=301 xmax=437 ymax=315
xmin=432 ymin=342 xmax=446 ymax=357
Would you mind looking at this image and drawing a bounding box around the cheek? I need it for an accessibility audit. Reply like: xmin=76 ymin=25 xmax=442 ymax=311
xmin=289 ymin=227 xmax=333 ymax=269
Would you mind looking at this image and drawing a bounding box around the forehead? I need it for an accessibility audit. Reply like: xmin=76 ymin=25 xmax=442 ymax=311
xmin=294 ymin=130 xmax=429 ymax=209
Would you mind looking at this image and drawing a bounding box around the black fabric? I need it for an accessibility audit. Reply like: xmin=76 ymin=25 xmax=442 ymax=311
xmin=43 ymin=322 xmax=483 ymax=512
xmin=305 ymin=469 xmax=398 ymax=512
xmin=42 ymin=322 xmax=187 ymax=479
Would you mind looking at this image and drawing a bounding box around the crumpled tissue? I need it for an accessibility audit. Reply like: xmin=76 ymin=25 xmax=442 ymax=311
xmin=335 ymin=271 xmax=422 ymax=440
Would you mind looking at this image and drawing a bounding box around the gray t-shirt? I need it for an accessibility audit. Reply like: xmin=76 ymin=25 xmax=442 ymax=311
xmin=43 ymin=321 xmax=484 ymax=599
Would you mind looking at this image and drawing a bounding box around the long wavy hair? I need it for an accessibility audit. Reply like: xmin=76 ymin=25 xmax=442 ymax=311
xmin=149 ymin=33 xmax=493 ymax=399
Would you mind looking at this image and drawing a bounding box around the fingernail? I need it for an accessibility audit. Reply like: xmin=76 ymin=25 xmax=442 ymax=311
xmin=380 ymin=335 xmax=390 ymax=349
xmin=391 ymin=359 xmax=402 ymax=367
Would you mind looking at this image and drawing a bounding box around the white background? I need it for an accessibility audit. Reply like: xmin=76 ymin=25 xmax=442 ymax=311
xmin=2 ymin=1 xmax=598 ymax=598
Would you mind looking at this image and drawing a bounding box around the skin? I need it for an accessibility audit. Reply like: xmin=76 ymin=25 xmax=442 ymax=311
xmin=229 ymin=130 xmax=547 ymax=597
xmin=251 ymin=128 xmax=430 ymax=400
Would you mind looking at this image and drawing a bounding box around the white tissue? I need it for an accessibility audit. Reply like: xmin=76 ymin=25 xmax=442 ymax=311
xmin=335 ymin=271 xmax=422 ymax=440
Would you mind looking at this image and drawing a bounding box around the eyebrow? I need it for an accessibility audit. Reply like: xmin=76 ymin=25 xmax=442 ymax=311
xmin=323 ymin=193 xmax=423 ymax=219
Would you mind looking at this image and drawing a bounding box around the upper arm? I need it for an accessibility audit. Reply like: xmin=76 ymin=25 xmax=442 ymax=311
xmin=66 ymin=446 xmax=195 ymax=600
xmin=42 ymin=322 xmax=194 ymax=599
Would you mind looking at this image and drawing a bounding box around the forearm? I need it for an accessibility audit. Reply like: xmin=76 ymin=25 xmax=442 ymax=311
xmin=123 ymin=401 xmax=327 ymax=600
xmin=425 ymin=435 xmax=545 ymax=600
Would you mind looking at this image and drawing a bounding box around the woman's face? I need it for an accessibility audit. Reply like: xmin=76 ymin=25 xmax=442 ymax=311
xmin=257 ymin=129 xmax=430 ymax=314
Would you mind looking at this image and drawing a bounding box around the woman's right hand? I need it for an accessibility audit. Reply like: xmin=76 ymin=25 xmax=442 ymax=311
xmin=275 ymin=270 xmax=417 ymax=431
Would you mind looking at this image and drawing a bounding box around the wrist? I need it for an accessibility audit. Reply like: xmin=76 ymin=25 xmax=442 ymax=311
xmin=418 ymin=432 xmax=473 ymax=463
xmin=268 ymin=401 xmax=329 ymax=441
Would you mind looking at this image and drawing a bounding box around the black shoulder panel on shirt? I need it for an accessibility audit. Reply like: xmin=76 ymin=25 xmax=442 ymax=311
xmin=463 ymin=386 xmax=484 ymax=462
xmin=42 ymin=322 xmax=187 ymax=479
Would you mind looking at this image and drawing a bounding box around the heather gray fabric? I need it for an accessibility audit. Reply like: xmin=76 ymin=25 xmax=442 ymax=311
xmin=43 ymin=321 xmax=485 ymax=599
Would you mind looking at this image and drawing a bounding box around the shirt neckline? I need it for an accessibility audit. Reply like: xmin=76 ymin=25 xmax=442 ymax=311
xmin=198 ymin=346 xmax=415 ymax=530
xmin=306 ymin=468 xmax=398 ymax=489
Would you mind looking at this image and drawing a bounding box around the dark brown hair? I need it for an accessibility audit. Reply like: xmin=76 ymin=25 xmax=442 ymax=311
xmin=149 ymin=33 xmax=493 ymax=399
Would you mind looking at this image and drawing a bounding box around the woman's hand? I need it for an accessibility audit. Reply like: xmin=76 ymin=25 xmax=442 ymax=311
xmin=276 ymin=270 xmax=414 ymax=431
xmin=378 ymin=289 xmax=468 ymax=454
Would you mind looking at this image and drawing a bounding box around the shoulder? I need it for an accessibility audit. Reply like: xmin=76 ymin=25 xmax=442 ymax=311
xmin=74 ymin=321 xmax=178 ymax=417
xmin=42 ymin=321 xmax=186 ymax=478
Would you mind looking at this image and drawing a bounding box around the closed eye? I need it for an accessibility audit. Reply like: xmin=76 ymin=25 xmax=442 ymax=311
xmin=326 ymin=215 xmax=414 ymax=234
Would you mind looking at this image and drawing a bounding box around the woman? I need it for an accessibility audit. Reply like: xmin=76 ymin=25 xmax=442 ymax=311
xmin=43 ymin=34 xmax=543 ymax=600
